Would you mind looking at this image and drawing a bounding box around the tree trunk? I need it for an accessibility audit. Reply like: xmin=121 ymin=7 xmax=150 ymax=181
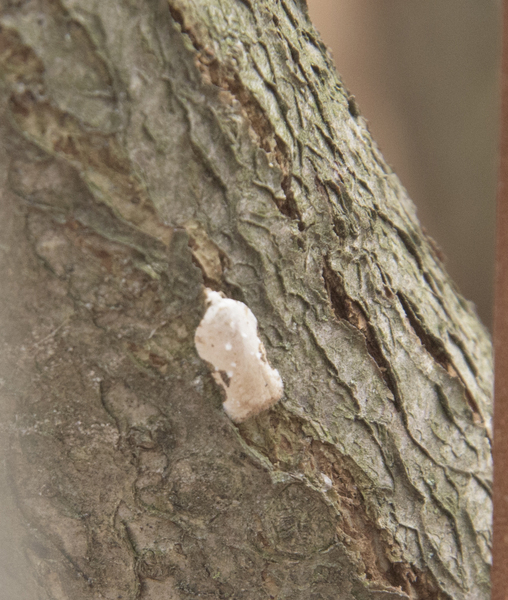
xmin=0 ymin=1 xmax=492 ymax=599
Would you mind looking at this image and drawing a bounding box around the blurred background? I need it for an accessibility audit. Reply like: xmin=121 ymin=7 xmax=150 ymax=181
xmin=306 ymin=0 xmax=501 ymax=329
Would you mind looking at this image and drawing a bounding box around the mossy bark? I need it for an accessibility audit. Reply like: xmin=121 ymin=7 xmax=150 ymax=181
xmin=0 ymin=1 xmax=492 ymax=599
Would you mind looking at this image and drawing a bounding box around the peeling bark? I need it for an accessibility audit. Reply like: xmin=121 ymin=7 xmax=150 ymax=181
xmin=0 ymin=1 xmax=492 ymax=599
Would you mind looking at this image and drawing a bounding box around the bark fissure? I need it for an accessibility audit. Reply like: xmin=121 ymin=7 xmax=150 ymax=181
xmin=397 ymin=292 xmax=451 ymax=370
xmin=397 ymin=291 xmax=481 ymax=418
xmin=322 ymin=259 xmax=400 ymax=404
xmin=379 ymin=213 xmax=424 ymax=271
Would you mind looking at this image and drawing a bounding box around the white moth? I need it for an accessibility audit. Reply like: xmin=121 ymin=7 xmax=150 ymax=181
xmin=194 ymin=289 xmax=284 ymax=423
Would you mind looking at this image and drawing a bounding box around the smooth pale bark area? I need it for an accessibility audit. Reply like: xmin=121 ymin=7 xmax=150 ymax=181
xmin=0 ymin=1 xmax=492 ymax=599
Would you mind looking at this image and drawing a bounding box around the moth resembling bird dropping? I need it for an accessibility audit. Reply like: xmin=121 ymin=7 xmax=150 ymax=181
xmin=194 ymin=289 xmax=284 ymax=422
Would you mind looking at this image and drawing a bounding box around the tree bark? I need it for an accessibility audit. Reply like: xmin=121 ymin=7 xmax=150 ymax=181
xmin=0 ymin=1 xmax=492 ymax=599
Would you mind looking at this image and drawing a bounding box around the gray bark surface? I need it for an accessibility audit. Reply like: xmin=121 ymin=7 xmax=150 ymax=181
xmin=0 ymin=1 xmax=492 ymax=599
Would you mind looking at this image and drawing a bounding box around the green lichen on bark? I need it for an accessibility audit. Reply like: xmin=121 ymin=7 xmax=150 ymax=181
xmin=0 ymin=0 xmax=492 ymax=599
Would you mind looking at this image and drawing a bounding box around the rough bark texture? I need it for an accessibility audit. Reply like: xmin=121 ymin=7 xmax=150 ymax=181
xmin=0 ymin=1 xmax=492 ymax=599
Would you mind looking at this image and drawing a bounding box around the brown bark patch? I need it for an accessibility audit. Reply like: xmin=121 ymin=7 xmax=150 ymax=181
xmin=168 ymin=0 xmax=303 ymax=227
xmin=238 ymin=410 xmax=442 ymax=598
